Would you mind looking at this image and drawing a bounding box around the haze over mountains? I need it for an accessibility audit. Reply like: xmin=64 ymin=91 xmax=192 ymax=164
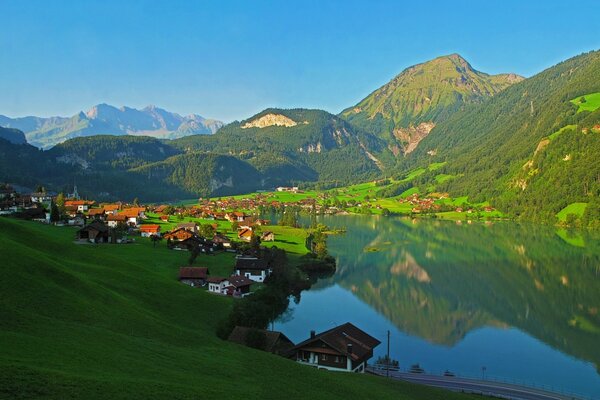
xmin=1 ymin=50 xmax=600 ymax=224
xmin=0 ymin=104 xmax=223 ymax=149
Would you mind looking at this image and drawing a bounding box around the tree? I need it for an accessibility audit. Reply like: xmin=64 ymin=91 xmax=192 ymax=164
xmin=50 ymin=201 xmax=60 ymax=223
xmin=55 ymin=192 xmax=65 ymax=214
xmin=151 ymin=235 xmax=163 ymax=248
xmin=231 ymin=221 xmax=240 ymax=232
xmin=198 ymin=224 xmax=215 ymax=238
xmin=133 ymin=197 xmax=140 ymax=206
xmin=249 ymin=233 xmax=261 ymax=250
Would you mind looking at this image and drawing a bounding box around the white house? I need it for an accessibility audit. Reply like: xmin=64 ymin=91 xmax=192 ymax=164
xmin=234 ymin=256 xmax=271 ymax=283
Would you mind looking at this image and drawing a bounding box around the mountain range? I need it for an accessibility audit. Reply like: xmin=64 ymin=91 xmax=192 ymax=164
xmin=1 ymin=50 xmax=600 ymax=224
xmin=0 ymin=104 xmax=223 ymax=149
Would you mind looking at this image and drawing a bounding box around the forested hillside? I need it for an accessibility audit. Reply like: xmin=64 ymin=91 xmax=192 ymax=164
xmin=402 ymin=50 xmax=600 ymax=225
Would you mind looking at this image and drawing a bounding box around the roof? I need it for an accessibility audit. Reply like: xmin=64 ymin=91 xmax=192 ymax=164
xmin=291 ymin=323 xmax=381 ymax=362
xmin=237 ymin=228 xmax=253 ymax=238
xmin=227 ymin=275 xmax=253 ymax=288
xmin=235 ymin=257 xmax=269 ymax=270
xmin=179 ymin=267 xmax=208 ymax=279
xmin=177 ymin=222 xmax=197 ymax=229
xmin=103 ymin=204 xmax=120 ymax=211
xmin=228 ymin=326 xmax=294 ymax=353
xmin=87 ymin=208 xmax=105 ymax=216
xmin=207 ymin=276 xmax=228 ymax=283
xmin=66 ymin=200 xmax=93 ymax=206
xmin=78 ymin=221 xmax=109 ymax=233
xmin=139 ymin=224 xmax=161 ymax=232
xmin=107 ymin=214 xmax=127 ymax=221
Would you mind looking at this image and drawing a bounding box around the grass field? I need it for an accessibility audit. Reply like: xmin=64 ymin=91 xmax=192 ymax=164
xmin=556 ymin=202 xmax=588 ymax=222
xmin=571 ymin=92 xmax=600 ymax=113
xmin=0 ymin=217 xmax=479 ymax=399
xmin=548 ymin=124 xmax=577 ymax=141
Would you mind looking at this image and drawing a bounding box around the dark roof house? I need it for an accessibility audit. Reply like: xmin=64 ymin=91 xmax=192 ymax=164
xmin=228 ymin=326 xmax=295 ymax=355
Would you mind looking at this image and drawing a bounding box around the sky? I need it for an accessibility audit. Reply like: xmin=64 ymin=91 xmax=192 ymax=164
xmin=1 ymin=0 xmax=599 ymax=122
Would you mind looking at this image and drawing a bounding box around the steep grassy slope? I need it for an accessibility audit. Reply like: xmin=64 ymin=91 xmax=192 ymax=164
xmin=340 ymin=54 xmax=523 ymax=155
xmin=402 ymin=50 xmax=600 ymax=223
xmin=0 ymin=218 xmax=472 ymax=400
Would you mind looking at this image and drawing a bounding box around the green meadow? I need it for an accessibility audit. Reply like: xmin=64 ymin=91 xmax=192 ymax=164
xmin=0 ymin=217 xmax=477 ymax=399
xmin=571 ymin=92 xmax=600 ymax=113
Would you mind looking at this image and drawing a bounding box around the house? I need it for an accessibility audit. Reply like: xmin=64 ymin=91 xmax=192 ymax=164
xmin=119 ymin=209 xmax=142 ymax=227
xmin=65 ymin=200 xmax=94 ymax=212
xmin=160 ymin=215 xmax=170 ymax=222
xmin=107 ymin=214 xmax=127 ymax=228
xmin=169 ymin=236 xmax=202 ymax=251
xmin=290 ymin=323 xmax=381 ymax=373
xmin=176 ymin=222 xmax=198 ymax=233
xmin=103 ymin=204 xmax=121 ymax=215
xmin=225 ymin=275 xmax=253 ymax=297
xmin=178 ymin=267 xmax=209 ymax=287
xmin=87 ymin=208 xmax=105 ymax=220
xmin=228 ymin=326 xmax=295 ymax=355
xmin=76 ymin=221 xmax=110 ymax=243
xmin=261 ymin=231 xmax=275 ymax=242
xmin=139 ymin=224 xmax=161 ymax=237
xmin=213 ymin=233 xmax=233 ymax=248
xmin=276 ymin=186 xmax=299 ymax=192
xmin=207 ymin=277 xmax=229 ymax=294
xmin=226 ymin=211 xmax=247 ymax=222
xmin=234 ymin=256 xmax=271 ymax=282
xmin=164 ymin=227 xmax=195 ymax=242
xmin=237 ymin=227 xmax=253 ymax=242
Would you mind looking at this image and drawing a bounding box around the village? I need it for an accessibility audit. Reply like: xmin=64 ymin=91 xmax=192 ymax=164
xmin=0 ymin=182 xmax=387 ymax=373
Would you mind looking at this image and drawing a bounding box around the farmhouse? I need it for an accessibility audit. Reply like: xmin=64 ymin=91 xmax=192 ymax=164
xmin=139 ymin=224 xmax=161 ymax=237
xmin=261 ymin=231 xmax=275 ymax=242
xmin=228 ymin=327 xmax=295 ymax=356
xmin=178 ymin=267 xmax=208 ymax=287
xmin=107 ymin=214 xmax=127 ymax=228
xmin=290 ymin=322 xmax=380 ymax=373
xmin=176 ymin=222 xmax=198 ymax=233
xmin=87 ymin=208 xmax=105 ymax=220
xmin=234 ymin=256 xmax=271 ymax=282
xmin=66 ymin=200 xmax=95 ymax=212
xmin=213 ymin=233 xmax=233 ymax=248
xmin=237 ymin=227 xmax=253 ymax=242
xmin=76 ymin=221 xmax=109 ymax=243
xmin=225 ymin=275 xmax=253 ymax=297
xmin=163 ymin=227 xmax=195 ymax=242
xmin=207 ymin=277 xmax=229 ymax=295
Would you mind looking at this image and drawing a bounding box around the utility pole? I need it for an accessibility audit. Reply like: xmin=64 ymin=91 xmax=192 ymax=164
xmin=386 ymin=330 xmax=390 ymax=378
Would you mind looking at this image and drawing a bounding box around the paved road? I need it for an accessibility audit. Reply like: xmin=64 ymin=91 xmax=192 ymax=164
xmin=367 ymin=368 xmax=585 ymax=400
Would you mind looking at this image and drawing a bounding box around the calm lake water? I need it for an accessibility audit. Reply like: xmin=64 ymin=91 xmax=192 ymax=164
xmin=274 ymin=215 xmax=600 ymax=398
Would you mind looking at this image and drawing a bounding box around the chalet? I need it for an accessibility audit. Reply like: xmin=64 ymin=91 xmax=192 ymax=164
xmin=228 ymin=327 xmax=294 ymax=355
xmin=119 ymin=209 xmax=142 ymax=227
xmin=154 ymin=205 xmax=168 ymax=214
xmin=213 ymin=233 xmax=233 ymax=248
xmin=261 ymin=231 xmax=275 ymax=242
xmin=87 ymin=208 xmax=105 ymax=220
xmin=160 ymin=215 xmax=170 ymax=222
xmin=76 ymin=221 xmax=109 ymax=243
xmin=163 ymin=227 xmax=195 ymax=242
xmin=178 ymin=267 xmax=209 ymax=287
xmin=103 ymin=204 xmax=121 ymax=215
xmin=65 ymin=200 xmax=94 ymax=212
xmin=237 ymin=227 xmax=253 ymax=242
xmin=226 ymin=211 xmax=247 ymax=222
xmin=225 ymin=275 xmax=253 ymax=297
xmin=139 ymin=224 xmax=161 ymax=237
xmin=107 ymin=214 xmax=127 ymax=228
xmin=290 ymin=323 xmax=381 ymax=373
xmin=207 ymin=277 xmax=229 ymax=294
xmin=176 ymin=222 xmax=198 ymax=233
xmin=234 ymin=256 xmax=271 ymax=282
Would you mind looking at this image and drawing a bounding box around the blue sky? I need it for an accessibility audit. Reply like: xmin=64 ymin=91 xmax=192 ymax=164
xmin=1 ymin=0 xmax=599 ymax=122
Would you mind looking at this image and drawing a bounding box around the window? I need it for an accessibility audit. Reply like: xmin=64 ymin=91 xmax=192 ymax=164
xmin=322 ymin=354 xmax=328 ymax=361
xmin=335 ymin=356 xmax=339 ymax=363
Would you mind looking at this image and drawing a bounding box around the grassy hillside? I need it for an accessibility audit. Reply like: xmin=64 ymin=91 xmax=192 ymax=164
xmin=402 ymin=50 xmax=600 ymax=224
xmin=340 ymin=54 xmax=522 ymax=154
xmin=0 ymin=217 xmax=473 ymax=399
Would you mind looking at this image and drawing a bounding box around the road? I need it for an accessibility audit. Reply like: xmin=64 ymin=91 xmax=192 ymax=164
xmin=367 ymin=367 xmax=586 ymax=400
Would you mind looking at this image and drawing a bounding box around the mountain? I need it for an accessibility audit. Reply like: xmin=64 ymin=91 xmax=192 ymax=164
xmin=0 ymin=126 xmax=27 ymax=145
xmin=173 ymin=108 xmax=394 ymax=186
xmin=403 ymin=50 xmax=600 ymax=224
xmin=0 ymin=104 xmax=223 ymax=149
xmin=340 ymin=54 xmax=523 ymax=156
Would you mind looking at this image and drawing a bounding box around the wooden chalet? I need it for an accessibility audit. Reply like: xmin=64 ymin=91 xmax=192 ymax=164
xmin=234 ymin=256 xmax=271 ymax=282
xmin=225 ymin=275 xmax=253 ymax=297
xmin=76 ymin=221 xmax=109 ymax=243
xmin=164 ymin=227 xmax=195 ymax=242
xmin=228 ymin=327 xmax=294 ymax=355
xmin=213 ymin=233 xmax=233 ymax=248
xmin=290 ymin=323 xmax=380 ymax=373
xmin=237 ymin=227 xmax=253 ymax=242
xmin=107 ymin=214 xmax=127 ymax=228
xmin=176 ymin=222 xmax=198 ymax=233
xmin=178 ymin=267 xmax=209 ymax=287
xmin=261 ymin=231 xmax=275 ymax=242
xmin=139 ymin=224 xmax=161 ymax=237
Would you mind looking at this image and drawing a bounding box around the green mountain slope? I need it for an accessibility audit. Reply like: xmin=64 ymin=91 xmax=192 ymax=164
xmin=402 ymin=50 xmax=600 ymax=224
xmin=174 ymin=108 xmax=393 ymax=186
xmin=0 ymin=218 xmax=471 ymax=400
xmin=340 ymin=54 xmax=523 ymax=156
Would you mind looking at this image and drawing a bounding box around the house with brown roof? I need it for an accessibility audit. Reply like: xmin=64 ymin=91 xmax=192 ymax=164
xmin=228 ymin=327 xmax=294 ymax=356
xmin=76 ymin=221 xmax=109 ymax=243
xmin=237 ymin=227 xmax=253 ymax=242
xmin=139 ymin=224 xmax=161 ymax=237
xmin=178 ymin=267 xmax=209 ymax=287
xmin=234 ymin=256 xmax=271 ymax=282
xmin=261 ymin=231 xmax=275 ymax=242
xmin=87 ymin=208 xmax=106 ymax=221
xmin=207 ymin=275 xmax=253 ymax=297
xmin=176 ymin=222 xmax=198 ymax=233
xmin=107 ymin=214 xmax=127 ymax=228
xmin=164 ymin=227 xmax=195 ymax=242
xmin=290 ymin=323 xmax=380 ymax=373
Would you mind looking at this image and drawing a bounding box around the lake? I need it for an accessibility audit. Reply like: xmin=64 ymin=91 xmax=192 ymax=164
xmin=274 ymin=215 xmax=600 ymax=398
